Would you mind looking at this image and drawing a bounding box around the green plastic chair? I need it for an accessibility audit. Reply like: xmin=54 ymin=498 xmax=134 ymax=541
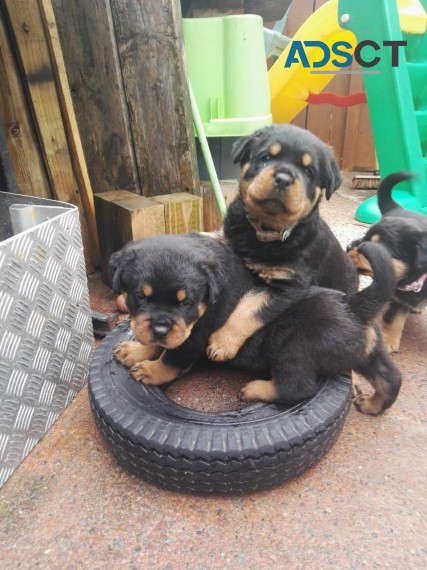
xmin=183 ymin=15 xmax=272 ymax=137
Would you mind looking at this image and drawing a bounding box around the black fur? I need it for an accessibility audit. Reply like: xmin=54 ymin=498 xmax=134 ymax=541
xmin=225 ymin=124 xmax=358 ymax=298
xmin=348 ymin=172 xmax=427 ymax=352
xmin=110 ymin=235 xmax=401 ymax=414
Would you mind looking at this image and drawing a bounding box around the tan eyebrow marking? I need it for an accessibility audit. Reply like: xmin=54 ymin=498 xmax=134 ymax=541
xmin=142 ymin=284 xmax=153 ymax=297
xmin=269 ymin=143 xmax=281 ymax=156
xmin=176 ymin=289 xmax=186 ymax=302
xmin=302 ymin=153 xmax=313 ymax=166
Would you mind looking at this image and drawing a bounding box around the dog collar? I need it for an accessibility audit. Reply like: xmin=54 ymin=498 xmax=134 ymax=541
xmin=397 ymin=272 xmax=427 ymax=293
xmin=247 ymin=219 xmax=298 ymax=242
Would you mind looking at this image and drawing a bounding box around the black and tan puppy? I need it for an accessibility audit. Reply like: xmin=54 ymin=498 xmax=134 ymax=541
xmin=110 ymin=234 xmax=401 ymax=415
xmin=348 ymin=172 xmax=427 ymax=352
xmin=109 ymin=234 xmax=255 ymax=385
xmin=207 ymin=124 xmax=358 ymax=360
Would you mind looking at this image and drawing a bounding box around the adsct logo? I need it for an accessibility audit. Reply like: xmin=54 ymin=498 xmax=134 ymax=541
xmin=284 ymin=40 xmax=407 ymax=74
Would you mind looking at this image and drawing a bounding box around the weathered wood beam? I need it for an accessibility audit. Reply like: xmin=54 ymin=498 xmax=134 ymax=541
xmin=0 ymin=9 xmax=51 ymax=198
xmin=52 ymin=0 xmax=141 ymax=196
xmin=4 ymin=0 xmax=98 ymax=270
xmin=110 ymin=0 xmax=200 ymax=197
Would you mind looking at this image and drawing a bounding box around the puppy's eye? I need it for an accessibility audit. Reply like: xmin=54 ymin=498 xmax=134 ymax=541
xmin=304 ymin=165 xmax=315 ymax=178
xmin=259 ymin=154 xmax=271 ymax=164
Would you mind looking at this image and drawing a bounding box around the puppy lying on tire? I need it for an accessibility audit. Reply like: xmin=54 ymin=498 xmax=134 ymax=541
xmin=110 ymin=233 xmax=401 ymax=414
xmin=348 ymin=172 xmax=427 ymax=352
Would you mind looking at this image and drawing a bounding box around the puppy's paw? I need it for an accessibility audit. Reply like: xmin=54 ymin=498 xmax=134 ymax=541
xmin=383 ymin=336 xmax=400 ymax=354
xmin=207 ymin=331 xmax=242 ymax=362
xmin=353 ymin=393 xmax=383 ymax=416
xmin=351 ymin=375 xmax=364 ymax=399
xmin=385 ymin=343 xmax=399 ymax=354
xmin=239 ymin=380 xmax=278 ymax=403
xmin=130 ymin=358 xmax=178 ymax=385
xmin=346 ymin=238 xmax=362 ymax=252
xmin=113 ymin=341 xmax=161 ymax=368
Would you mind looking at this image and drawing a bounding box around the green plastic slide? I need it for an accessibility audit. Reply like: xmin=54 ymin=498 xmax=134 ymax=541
xmin=339 ymin=0 xmax=427 ymax=222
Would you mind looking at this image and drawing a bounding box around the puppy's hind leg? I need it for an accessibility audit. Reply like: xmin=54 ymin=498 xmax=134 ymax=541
xmin=382 ymin=303 xmax=409 ymax=353
xmin=239 ymin=379 xmax=279 ymax=403
xmin=240 ymin=350 xmax=318 ymax=405
xmin=353 ymin=341 xmax=402 ymax=415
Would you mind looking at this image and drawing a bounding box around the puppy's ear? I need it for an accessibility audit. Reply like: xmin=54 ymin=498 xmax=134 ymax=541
xmin=109 ymin=250 xmax=125 ymax=293
xmin=322 ymin=150 xmax=342 ymax=200
xmin=200 ymin=258 xmax=224 ymax=304
xmin=232 ymin=136 xmax=251 ymax=165
xmin=109 ymin=248 xmax=137 ymax=293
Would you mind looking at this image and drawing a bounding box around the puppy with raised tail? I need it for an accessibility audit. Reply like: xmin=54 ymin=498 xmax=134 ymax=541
xmin=348 ymin=172 xmax=427 ymax=352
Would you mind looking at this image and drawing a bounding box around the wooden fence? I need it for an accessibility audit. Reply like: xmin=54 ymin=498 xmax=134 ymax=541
xmin=0 ymin=0 xmax=376 ymax=269
xmin=283 ymin=0 xmax=376 ymax=171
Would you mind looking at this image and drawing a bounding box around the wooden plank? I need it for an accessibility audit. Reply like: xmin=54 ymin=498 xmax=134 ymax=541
xmin=110 ymin=0 xmax=200 ymax=197
xmin=39 ymin=0 xmax=99 ymax=256
xmin=342 ymin=70 xmax=376 ymax=171
xmin=95 ymin=190 xmax=166 ymax=285
xmin=284 ymin=0 xmax=315 ymax=129
xmin=306 ymin=72 xmax=351 ymax=168
xmin=0 ymin=10 xmax=51 ymax=198
xmin=306 ymin=0 xmax=350 ymax=159
xmin=201 ymin=179 xmax=239 ymax=231
xmin=153 ymin=192 xmax=203 ymax=233
xmin=3 ymin=0 xmax=97 ymax=271
xmin=52 ymin=0 xmax=140 ymax=195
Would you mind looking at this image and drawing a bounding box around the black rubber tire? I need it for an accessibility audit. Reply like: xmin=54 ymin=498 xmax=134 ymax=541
xmin=88 ymin=321 xmax=352 ymax=495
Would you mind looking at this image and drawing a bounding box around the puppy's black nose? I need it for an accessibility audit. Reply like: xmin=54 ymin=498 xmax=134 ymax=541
xmin=151 ymin=320 xmax=171 ymax=338
xmin=274 ymin=171 xmax=293 ymax=190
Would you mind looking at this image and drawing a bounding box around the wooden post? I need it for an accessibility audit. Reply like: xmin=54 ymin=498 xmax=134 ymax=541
xmin=3 ymin=0 xmax=98 ymax=271
xmin=201 ymin=180 xmax=238 ymax=231
xmin=109 ymin=0 xmax=200 ymax=197
xmin=94 ymin=190 xmax=166 ymax=284
xmin=52 ymin=0 xmax=141 ymax=195
xmin=95 ymin=190 xmax=203 ymax=285
xmin=0 ymin=10 xmax=51 ymax=198
xmin=153 ymin=192 xmax=203 ymax=233
xmin=39 ymin=0 xmax=99 ymax=255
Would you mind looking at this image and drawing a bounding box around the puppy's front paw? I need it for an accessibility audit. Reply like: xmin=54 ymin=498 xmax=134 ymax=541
xmin=207 ymin=330 xmax=242 ymax=362
xmin=130 ymin=358 xmax=178 ymax=385
xmin=113 ymin=341 xmax=161 ymax=367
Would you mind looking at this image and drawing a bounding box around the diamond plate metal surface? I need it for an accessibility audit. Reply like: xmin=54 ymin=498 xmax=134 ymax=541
xmin=0 ymin=198 xmax=93 ymax=487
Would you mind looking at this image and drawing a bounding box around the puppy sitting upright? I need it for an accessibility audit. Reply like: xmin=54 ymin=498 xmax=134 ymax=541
xmin=208 ymin=124 xmax=358 ymax=361
xmin=348 ymin=171 xmax=427 ymax=352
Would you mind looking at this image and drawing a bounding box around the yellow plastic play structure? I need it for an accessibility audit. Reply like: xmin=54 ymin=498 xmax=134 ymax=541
xmin=268 ymin=0 xmax=427 ymax=124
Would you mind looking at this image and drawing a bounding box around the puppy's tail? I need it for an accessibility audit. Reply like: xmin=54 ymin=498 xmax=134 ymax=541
xmin=348 ymin=241 xmax=395 ymax=324
xmin=377 ymin=171 xmax=414 ymax=214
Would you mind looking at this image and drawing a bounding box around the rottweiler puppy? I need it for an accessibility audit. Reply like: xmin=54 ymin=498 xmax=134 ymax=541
xmin=206 ymin=124 xmax=358 ymax=361
xmin=110 ymin=234 xmax=401 ymax=415
xmin=348 ymin=171 xmax=427 ymax=352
